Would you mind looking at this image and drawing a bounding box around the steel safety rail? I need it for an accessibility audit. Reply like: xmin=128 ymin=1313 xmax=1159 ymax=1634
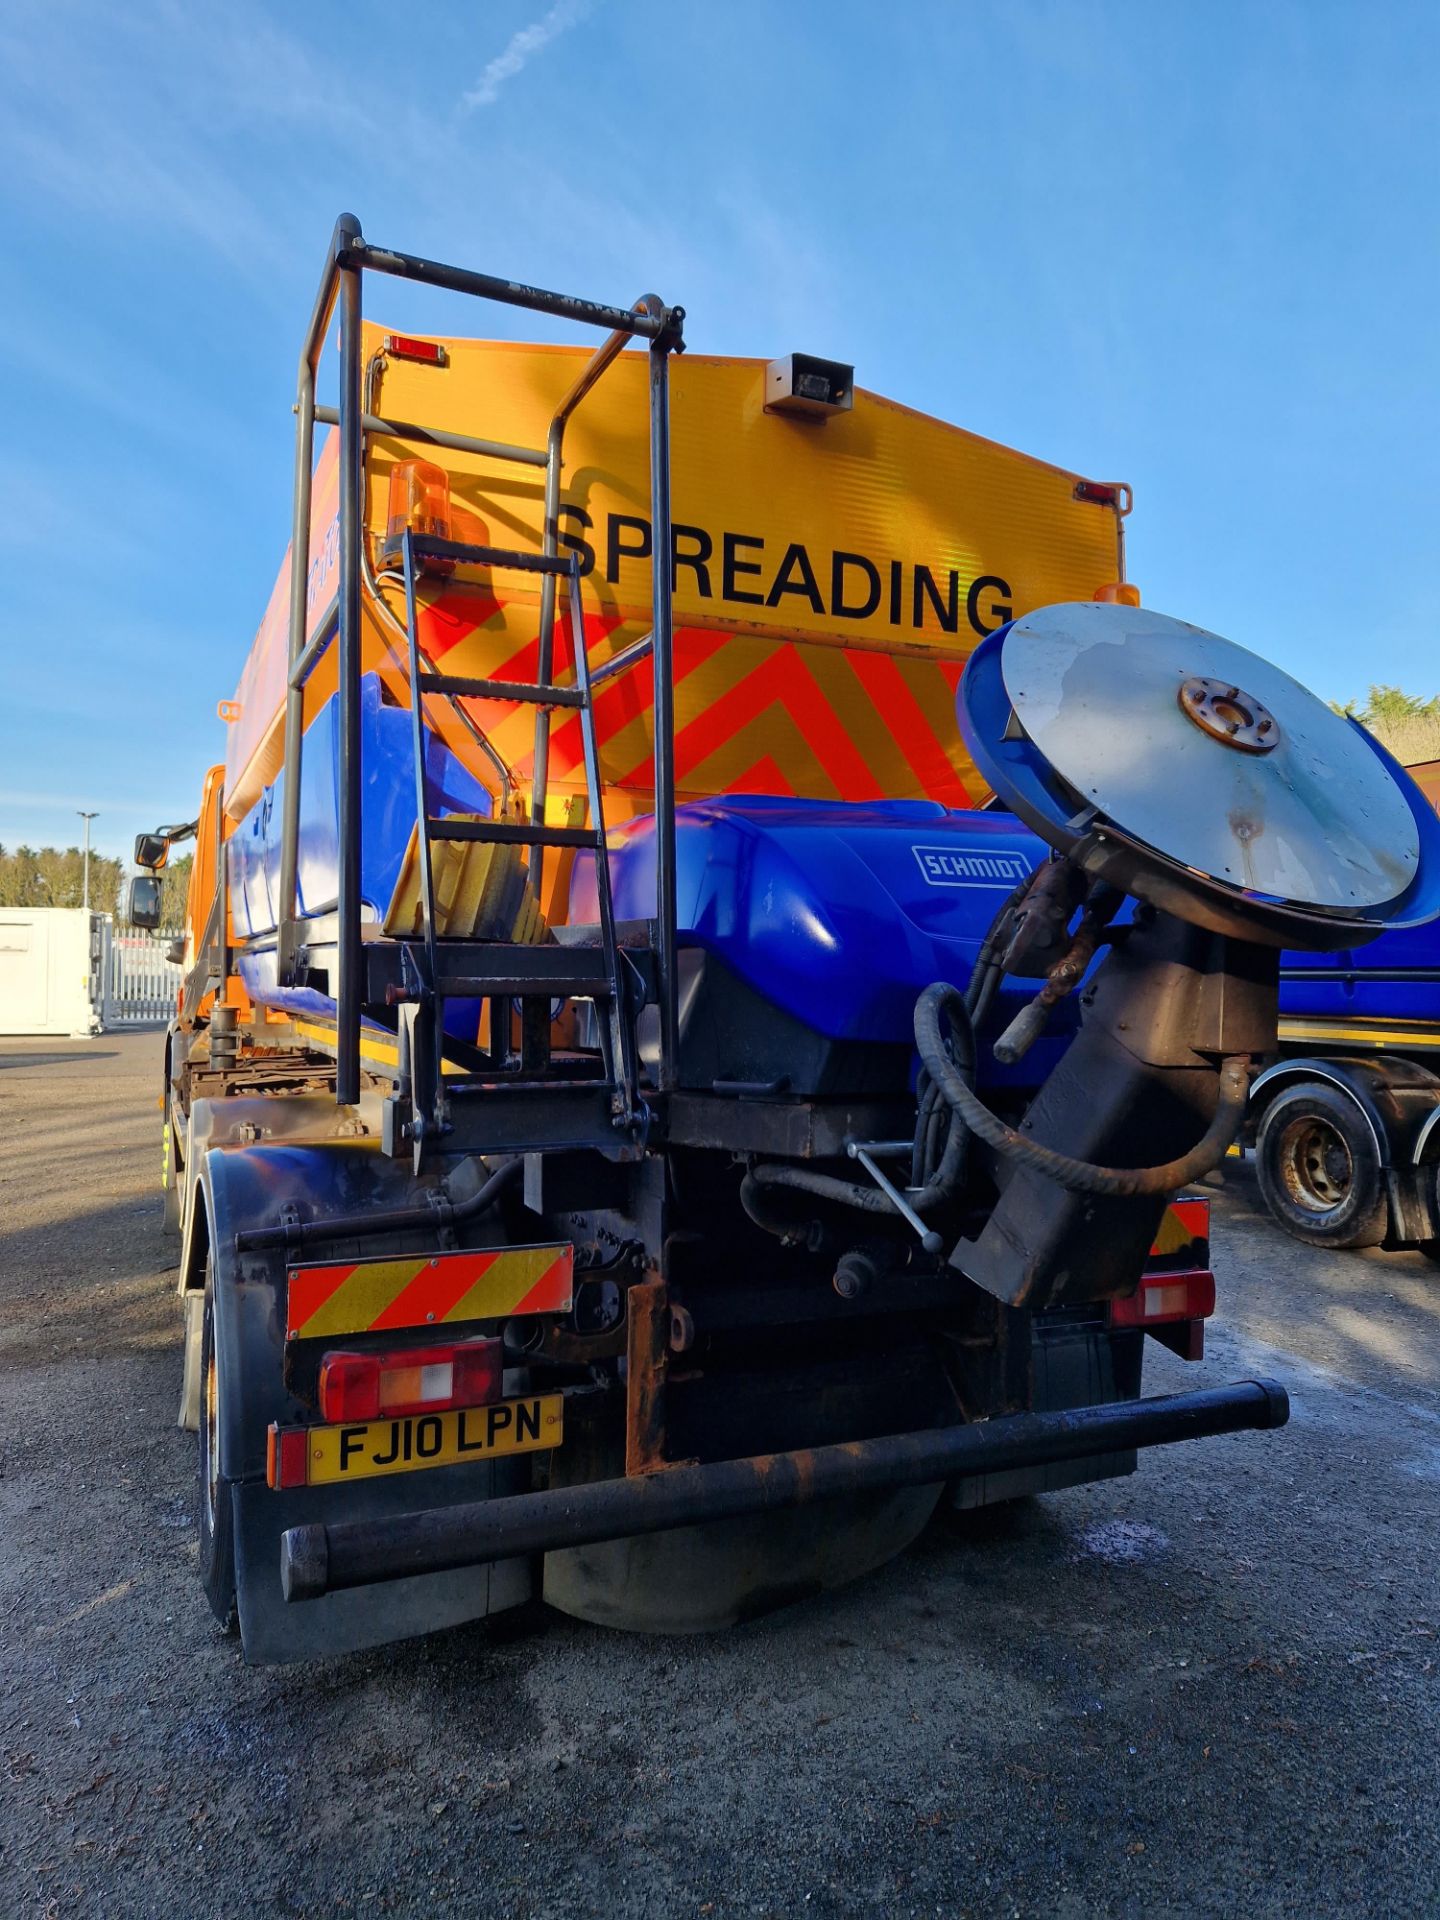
xmin=280 ymin=1378 xmax=1292 ymax=1601
xmin=273 ymin=214 xmax=684 ymax=1107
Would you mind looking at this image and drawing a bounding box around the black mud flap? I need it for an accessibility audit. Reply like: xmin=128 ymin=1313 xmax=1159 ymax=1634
xmin=543 ymin=1485 xmax=942 ymax=1634
xmin=233 ymin=1459 xmax=532 ymax=1665
xmin=948 ymin=1324 xmax=1144 ymax=1511
xmin=200 ymin=1140 xmax=535 ymax=1665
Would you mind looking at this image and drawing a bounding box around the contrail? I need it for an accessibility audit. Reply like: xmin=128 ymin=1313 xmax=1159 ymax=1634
xmin=463 ymin=0 xmax=593 ymax=109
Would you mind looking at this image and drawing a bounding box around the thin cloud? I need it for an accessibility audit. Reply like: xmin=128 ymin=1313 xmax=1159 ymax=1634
xmin=463 ymin=0 xmax=592 ymax=109
xmin=0 ymin=789 xmax=182 ymax=816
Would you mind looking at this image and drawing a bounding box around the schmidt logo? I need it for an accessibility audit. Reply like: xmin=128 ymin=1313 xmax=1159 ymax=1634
xmin=912 ymin=845 xmax=1032 ymax=889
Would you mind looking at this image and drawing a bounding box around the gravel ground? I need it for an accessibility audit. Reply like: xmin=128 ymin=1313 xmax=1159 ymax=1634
xmin=3 ymin=1030 xmax=1439 ymax=1918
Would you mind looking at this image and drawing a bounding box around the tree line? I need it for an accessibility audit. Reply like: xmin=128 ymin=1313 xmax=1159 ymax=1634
xmin=0 ymin=845 xmax=193 ymax=926
xmin=1333 ymin=686 xmax=1440 ymax=767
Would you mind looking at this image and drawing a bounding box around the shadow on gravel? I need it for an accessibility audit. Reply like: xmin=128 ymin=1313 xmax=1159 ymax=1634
xmin=1211 ymin=1160 xmax=1440 ymax=1392
xmin=0 ymin=1192 xmax=173 ymax=1320
xmin=0 ymin=1048 xmax=123 ymax=1068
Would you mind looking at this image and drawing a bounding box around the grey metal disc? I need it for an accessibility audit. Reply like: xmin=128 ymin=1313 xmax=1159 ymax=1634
xmin=1000 ymin=603 xmax=1419 ymax=910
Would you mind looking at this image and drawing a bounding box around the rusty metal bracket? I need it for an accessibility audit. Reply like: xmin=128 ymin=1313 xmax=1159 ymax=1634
xmin=624 ymin=1277 xmax=669 ymax=1477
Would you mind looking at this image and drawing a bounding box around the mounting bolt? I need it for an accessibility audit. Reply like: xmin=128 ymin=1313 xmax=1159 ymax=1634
xmin=833 ymin=1250 xmax=879 ymax=1300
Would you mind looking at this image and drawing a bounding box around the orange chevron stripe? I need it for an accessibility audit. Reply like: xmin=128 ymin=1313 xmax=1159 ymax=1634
xmin=388 ymin=586 xmax=983 ymax=809
xmin=416 ymin=588 xmax=503 ymax=661
xmin=843 ymin=651 xmax=973 ymax=805
xmin=370 ymin=1253 xmax=502 ymax=1331
xmin=506 ymin=1252 xmax=575 ymax=1317
xmin=680 ymin=699 xmax=840 ymax=800
xmin=286 ymin=1244 xmax=574 ymax=1339
xmin=547 ymin=626 xmax=733 ymax=786
xmin=285 ymin=1258 xmax=359 ymax=1334
xmin=727 ymin=752 xmax=796 ymax=795
xmin=1151 ymin=1199 xmax=1209 ymax=1257
xmin=650 ymin=642 xmax=882 ymax=799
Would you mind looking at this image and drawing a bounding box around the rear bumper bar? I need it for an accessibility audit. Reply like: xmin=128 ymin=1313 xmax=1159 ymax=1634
xmin=281 ymin=1377 xmax=1288 ymax=1603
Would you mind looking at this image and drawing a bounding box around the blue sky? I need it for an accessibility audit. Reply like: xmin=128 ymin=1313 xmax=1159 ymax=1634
xmin=2 ymin=0 xmax=1437 ymax=863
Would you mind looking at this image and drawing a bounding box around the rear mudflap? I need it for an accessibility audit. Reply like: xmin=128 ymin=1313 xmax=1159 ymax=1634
xmin=948 ymin=1324 xmax=1144 ymax=1511
xmin=232 ymin=1458 xmax=532 ymax=1665
xmin=199 ymin=1139 xmax=537 ymax=1664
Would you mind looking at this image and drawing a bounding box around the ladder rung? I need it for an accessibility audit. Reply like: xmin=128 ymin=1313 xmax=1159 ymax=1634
xmin=428 ymin=818 xmax=599 ymax=850
xmin=438 ymin=974 xmax=614 ymax=1000
xmin=417 ymin=671 xmax=586 ymax=709
xmin=408 ymin=536 xmax=572 ymax=576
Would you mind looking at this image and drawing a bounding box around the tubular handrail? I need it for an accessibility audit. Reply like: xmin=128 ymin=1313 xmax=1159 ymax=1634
xmin=312 ymin=403 xmax=547 ymax=469
xmin=532 ymin=300 xmax=666 ymax=870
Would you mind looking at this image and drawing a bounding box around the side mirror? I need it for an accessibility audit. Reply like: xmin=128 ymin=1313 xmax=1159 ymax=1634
xmin=134 ymin=832 xmax=169 ymax=871
xmin=126 ymin=874 xmax=163 ymax=929
xmin=165 ymin=937 xmax=186 ymax=966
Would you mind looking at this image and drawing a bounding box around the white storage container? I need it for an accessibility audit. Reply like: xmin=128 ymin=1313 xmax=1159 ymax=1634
xmin=0 ymin=909 xmax=105 ymax=1037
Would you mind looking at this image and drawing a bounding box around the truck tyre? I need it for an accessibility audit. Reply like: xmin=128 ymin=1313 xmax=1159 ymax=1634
xmin=197 ymin=1264 xmax=237 ymax=1632
xmin=1255 ymin=1082 xmax=1388 ymax=1250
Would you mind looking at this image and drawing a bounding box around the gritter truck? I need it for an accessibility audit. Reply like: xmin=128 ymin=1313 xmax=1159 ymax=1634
xmin=129 ymin=215 xmax=1440 ymax=1664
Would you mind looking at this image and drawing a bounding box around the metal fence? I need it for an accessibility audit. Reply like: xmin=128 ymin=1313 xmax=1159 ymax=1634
xmin=105 ymin=930 xmax=182 ymax=1026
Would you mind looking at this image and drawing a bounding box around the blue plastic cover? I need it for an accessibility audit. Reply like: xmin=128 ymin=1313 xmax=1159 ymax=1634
xmin=572 ymin=795 xmax=1070 ymax=1081
xmin=231 ymin=674 xmax=492 ymax=1034
xmin=229 ymin=674 xmax=492 ymax=941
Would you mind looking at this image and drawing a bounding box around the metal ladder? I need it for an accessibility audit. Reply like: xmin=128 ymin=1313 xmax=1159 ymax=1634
xmin=396 ymin=530 xmax=642 ymax=1151
xmin=274 ymin=216 xmax=684 ymax=1120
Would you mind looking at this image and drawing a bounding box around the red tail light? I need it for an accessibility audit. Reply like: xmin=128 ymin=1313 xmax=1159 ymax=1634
xmin=318 ymin=1338 xmax=502 ymax=1423
xmin=1111 ymin=1268 xmax=1216 ymax=1327
xmin=384 ymin=333 xmax=447 ymax=366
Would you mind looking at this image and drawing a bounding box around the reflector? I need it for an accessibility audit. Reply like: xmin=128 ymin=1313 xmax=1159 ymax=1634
xmin=384 ymin=333 xmax=447 ymax=366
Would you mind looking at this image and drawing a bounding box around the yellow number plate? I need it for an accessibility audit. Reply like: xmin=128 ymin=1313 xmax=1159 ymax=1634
xmin=302 ymin=1394 xmax=563 ymax=1486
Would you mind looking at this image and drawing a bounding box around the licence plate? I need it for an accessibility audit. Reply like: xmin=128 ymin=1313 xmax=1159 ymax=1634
xmin=298 ymin=1393 xmax=563 ymax=1486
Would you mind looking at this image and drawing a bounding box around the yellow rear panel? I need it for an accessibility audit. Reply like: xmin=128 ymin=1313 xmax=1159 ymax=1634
xmin=225 ymin=332 xmax=1124 ymax=826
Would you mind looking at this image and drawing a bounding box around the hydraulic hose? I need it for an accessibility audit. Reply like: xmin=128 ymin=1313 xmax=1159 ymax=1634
xmin=743 ymin=1164 xmax=900 ymax=1220
xmin=914 ymin=982 xmax=1249 ymax=1199
xmin=908 ymin=992 xmax=977 ymax=1208
xmin=908 ymin=873 xmax=1029 ymax=1196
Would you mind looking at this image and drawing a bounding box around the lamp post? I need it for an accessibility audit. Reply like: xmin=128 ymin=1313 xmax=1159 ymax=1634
xmin=77 ymin=811 xmax=98 ymax=910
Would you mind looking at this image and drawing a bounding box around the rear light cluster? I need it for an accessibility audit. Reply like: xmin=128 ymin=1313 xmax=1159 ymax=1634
xmin=1110 ymin=1270 xmax=1216 ymax=1327
xmin=266 ymin=1337 xmax=505 ymax=1488
xmin=318 ymin=1337 xmax=503 ymax=1423
xmin=1111 ymin=1266 xmax=1215 ymax=1361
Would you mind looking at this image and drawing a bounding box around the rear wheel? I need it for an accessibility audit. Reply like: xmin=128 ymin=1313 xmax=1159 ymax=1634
xmin=196 ymin=1265 xmax=237 ymax=1632
xmin=1255 ymin=1082 xmax=1388 ymax=1250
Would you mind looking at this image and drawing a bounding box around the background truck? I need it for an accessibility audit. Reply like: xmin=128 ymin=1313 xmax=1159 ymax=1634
xmin=1247 ymin=916 xmax=1440 ymax=1253
xmin=129 ymin=214 xmax=1437 ymax=1666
